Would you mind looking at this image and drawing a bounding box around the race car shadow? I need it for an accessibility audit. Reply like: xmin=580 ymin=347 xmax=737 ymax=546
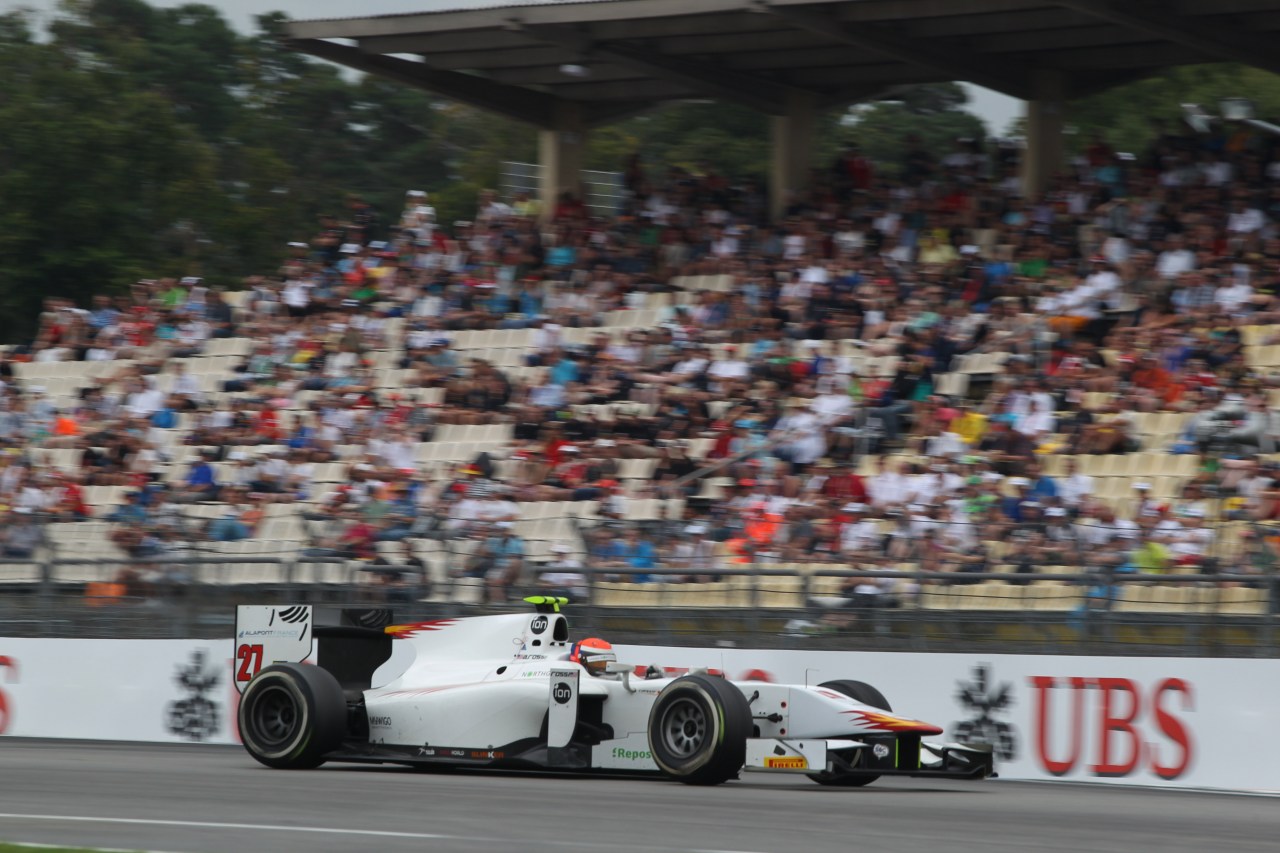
xmin=322 ymin=764 xmax=988 ymax=793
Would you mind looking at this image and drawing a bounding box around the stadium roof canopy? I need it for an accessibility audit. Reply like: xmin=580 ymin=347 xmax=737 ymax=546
xmin=286 ymin=0 xmax=1280 ymax=127
xmin=287 ymin=0 xmax=1280 ymax=214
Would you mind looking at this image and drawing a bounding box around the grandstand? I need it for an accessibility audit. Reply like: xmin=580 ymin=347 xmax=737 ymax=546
xmin=3 ymin=89 xmax=1280 ymax=652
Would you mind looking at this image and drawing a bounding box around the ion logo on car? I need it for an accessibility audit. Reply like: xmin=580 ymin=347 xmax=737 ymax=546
xmin=530 ymin=616 xmax=548 ymax=635
xmin=552 ymin=682 xmax=572 ymax=704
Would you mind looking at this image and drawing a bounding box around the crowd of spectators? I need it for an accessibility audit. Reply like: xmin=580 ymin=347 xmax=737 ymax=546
xmin=5 ymin=125 xmax=1280 ymax=608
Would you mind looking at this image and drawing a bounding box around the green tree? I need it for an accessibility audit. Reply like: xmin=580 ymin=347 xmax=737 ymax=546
xmin=1067 ymin=64 xmax=1280 ymax=155
xmin=835 ymin=84 xmax=986 ymax=178
xmin=0 ymin=8 xmax=221 ymax=339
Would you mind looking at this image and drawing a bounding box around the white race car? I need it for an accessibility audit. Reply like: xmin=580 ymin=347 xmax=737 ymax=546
xmin=233 ymin=600 xmax=994 ymax=786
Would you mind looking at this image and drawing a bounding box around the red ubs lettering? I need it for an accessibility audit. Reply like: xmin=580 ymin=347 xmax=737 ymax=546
xmin=1029 ymin=676 xmax=1193 ymax=780
xmin=0 ymin=655 xmax=17 ymax=734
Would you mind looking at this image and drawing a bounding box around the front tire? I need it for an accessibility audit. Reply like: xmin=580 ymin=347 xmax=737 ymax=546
xmin=647 ymin=674 xmax=751 ymax=786
xmin=808 ymin=679 xmax=891 ymax=787
xmin=239 ymin=664 xmax=347 ymax=769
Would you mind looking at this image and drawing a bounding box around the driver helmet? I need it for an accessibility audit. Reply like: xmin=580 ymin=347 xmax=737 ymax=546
xmin=569 ymin=637 xmax=615 ymax=676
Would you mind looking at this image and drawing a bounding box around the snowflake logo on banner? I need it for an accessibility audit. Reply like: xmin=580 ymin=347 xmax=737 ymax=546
xmin=951 ymin=664 xmax=1018 ymax=761
xmin=166 ymin=649 xmax=220 ymax=742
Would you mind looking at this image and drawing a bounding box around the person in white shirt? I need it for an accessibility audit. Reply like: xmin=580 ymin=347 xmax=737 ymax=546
xmin=709 ymin=228 xmax=738 ymax=258
xmin=867 ymin=459 xmax=912 ymax=508
xmin=811 ymin=390 xmax=854 ymax=426
xmin=1156 ymin=235 xmax=1195 ymax=280
xmin=1057 ymin=458 xmax=1094 ymax=510
xmin=126 ymin=376 xmax=166 ymax=418
xmin=833 ymin=220 xmax=865 ymax=254
xmin=1078 ymin=506 xmax=1138 ymax=547
xmin=839 ymin=504 xmax=880 ymax=557
xmin=479 ymin=491 xmax=520 ymax=525
xmin=772 ymin=400 xmax=826 ymax=467
xmin=170 ymin=362 xmax=203 ymax=404
xmin=1215 ymin=278 xmax=1254 ymax=314
xmin=1085 ymin=256 xmax=1121 ymax=303
xmin=531 ymin=321 xmax=563 ymax=355
xmin=373 ymin=427 xmax=417 ymax=471
xmin=1167 ymin=510 xmax=1214 ymax=563
xmin=281 ymin=279 xmax=312 ymax=314
xmin=1227 ymin=199 xmax=1265 ymax=235
xmin=400 ymin=190 xmax=435 ymax=239
xmin=538 ymin=542 xmax=588 ymax=598
xmin=669 ymin=349 xmax=709 ymax=380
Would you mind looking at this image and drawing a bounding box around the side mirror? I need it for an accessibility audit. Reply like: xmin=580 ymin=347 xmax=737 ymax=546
xmin=605 ymin=661 xmax=637 ymax=694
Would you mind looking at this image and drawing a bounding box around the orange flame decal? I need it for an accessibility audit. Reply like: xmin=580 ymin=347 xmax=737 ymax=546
xmin=846 ymin=709 xmax=944 ymax=736
xmin=385 ymin=619 xmax=458 ymax=639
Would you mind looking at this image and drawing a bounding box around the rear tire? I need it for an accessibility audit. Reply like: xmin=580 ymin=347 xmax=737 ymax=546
xmin=808 ymin=679 xmax=891 ymax=787
xmin=239 ymin=664 xmax=347 ymax=769
xmin=647 ymin=675 xmax=751 ymax=786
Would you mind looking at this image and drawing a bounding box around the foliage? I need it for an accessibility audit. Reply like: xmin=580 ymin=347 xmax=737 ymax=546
xmin=1067 ymin=64 xmax=1280 ymax=155
xmin=835 ymin=85 xmax=987 ymax=178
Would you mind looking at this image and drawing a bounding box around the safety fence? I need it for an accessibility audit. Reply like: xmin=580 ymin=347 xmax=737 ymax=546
xmin=498 ymin=161 xmax=625 ymax=215
xmin=0 ymin=557 xmax=1276 ymax=656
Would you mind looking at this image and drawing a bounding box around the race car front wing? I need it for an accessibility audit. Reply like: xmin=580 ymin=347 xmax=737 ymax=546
xmin=744 ymin=736 xmax=996 ymax=779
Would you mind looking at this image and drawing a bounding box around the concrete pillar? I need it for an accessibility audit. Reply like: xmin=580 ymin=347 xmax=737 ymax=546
xmin=1020 ymin=70 xmax=1066 ymax=199
xmin=538 ymin=101 xmax=586 ymax=218
xmin=769 ymin=91 xmax=817 ymax=222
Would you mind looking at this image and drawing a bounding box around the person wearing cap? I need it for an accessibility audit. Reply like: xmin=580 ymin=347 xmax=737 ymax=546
xmin=670 ymin=523 xmax=717 ymax=583
xmin=180 ymin=449 xmax=219 ymax=502
xmin=1042 ymin=505 xmax=1081 ymax=563
xmin=400 ymin=190 xmax=435 ymax=240
xmin=999 ymin=477 xmax=1033 ymax=523
xmin=1158 ymin=507 xmax=1213 ymax=567
xmin=1132 ymin=481 xmax=1162 ymax=519
xmin=538 ymin=542 xmax=587 ymax=599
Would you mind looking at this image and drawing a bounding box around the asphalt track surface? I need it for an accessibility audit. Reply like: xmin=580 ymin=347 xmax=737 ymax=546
xmin=1 ymin=740 xmax=1277 ymax=853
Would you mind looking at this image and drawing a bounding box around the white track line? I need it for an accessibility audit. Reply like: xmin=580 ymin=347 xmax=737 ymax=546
xmin=0 ymin=814 xmax=451 ymax=841
xmin=0 ymin=813 xmax=770 ymax=853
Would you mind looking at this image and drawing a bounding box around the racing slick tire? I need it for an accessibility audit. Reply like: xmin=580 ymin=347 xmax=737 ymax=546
xmin=808 ymin=679 xmax=891 ymax=787
xmin=239 ymin=663 xmax=346 ymax=769
xmin=647 ymin=674 xmax=751 ymax=786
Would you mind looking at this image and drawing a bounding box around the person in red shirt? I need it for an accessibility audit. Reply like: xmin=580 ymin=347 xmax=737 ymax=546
xmin=543 ymin=423 xmax=571 ymax=469
xmin=1132 ymin=353 xmax=1172 ymax=397
xmin=821 ymin=463 xmax=869 ymax=504
xmin=52 ymin=473 xmax=90 ymax=520
xmin=254 ymin=400 xmax=281 ymax=441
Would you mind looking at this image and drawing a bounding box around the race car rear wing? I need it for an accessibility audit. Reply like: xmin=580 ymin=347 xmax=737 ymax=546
xmin=235 ymin=605 xmax=393 ymax=700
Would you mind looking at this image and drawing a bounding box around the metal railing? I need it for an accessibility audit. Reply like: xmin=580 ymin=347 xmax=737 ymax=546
xmin=498 ymin=161 xmax=626 ymax=216
xmin=0 ymin=556 xmax=1275 ymax=656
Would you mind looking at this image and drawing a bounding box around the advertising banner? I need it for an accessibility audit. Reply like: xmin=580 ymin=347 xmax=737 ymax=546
xmin=2 ymin=635 xmax=1277 ymax=792
xmin=615 ymin=645 xmax=1280 ymax=793
xmin=0 ymin=638 xmax=240 ymax=746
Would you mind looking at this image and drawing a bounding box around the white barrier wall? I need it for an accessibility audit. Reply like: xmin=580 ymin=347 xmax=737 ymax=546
xmin=616 ymin=645 xmax=1280 ymax=793
xmin=1 ymin=637 xmax=1276 ymax=793
xmin=0 ymin=639 xmax=240 ymax=746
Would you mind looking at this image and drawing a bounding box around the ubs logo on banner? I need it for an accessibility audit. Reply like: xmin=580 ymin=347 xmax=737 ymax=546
xmin=951 ymin=664 xmax=1018 ymax=761
xmin=1029 ymin=676 xmax=1193 ymax=780
xmin=166 ymin=649 xmax=221 ymax=742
